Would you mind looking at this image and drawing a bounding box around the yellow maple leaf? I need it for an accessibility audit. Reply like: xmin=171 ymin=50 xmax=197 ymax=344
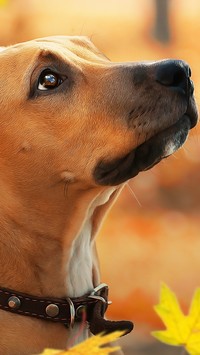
xmin=0 ymin=0 xmax=7 ymax=6
xmin=152 ymin=283 xmax=200 ymax=355
xmin=38 ymin=331 xmax=123 ymax=355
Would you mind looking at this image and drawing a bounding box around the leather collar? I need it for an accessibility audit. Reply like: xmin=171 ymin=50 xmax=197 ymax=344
xmin=0 ymin=283 xmax=134 ymax=336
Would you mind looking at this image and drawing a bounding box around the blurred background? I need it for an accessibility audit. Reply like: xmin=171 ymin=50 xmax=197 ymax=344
xmin=0 ymin=0 xmax=199 ymax=353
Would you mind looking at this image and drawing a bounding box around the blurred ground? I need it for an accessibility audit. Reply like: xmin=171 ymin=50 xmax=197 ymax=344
xmin=121 ymin=335 xmax=181 ymax=355
xmin=0 ymin=0 xmax=199 ymax=353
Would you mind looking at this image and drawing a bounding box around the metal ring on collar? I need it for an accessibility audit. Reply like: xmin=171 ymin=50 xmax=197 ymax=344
xmin=66 ymin=297 xmax=75 ymax=328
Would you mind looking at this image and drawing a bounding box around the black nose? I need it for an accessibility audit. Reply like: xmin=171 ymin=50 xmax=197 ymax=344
xmin=156 ymin=60 xmax=191 ymax=95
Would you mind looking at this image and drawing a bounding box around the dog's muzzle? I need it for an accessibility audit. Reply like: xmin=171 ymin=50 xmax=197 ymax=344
xmin=94 ymin=60 xmax=198 ymax=186
xmin=0 ymin=284 xmax=133 ymax=336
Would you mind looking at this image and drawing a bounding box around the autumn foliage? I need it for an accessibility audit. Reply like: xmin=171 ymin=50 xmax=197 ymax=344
xmin=153 ymin=284 xmax=200 ymax=355
xmin=38 ymin=331 xmax=123 ymax=355
xmin=38 ymin=285 xmax=200 ymax=355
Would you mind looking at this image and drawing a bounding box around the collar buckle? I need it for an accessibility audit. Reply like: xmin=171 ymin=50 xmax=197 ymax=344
xmin=88 ymin=283 xmax=112 ymax=306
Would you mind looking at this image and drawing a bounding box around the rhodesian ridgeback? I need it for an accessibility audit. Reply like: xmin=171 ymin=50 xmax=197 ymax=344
xmin=0 ymin=36 xmax=197 ymax=355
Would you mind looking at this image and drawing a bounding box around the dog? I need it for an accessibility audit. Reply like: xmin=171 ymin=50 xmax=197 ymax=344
xmin=0 ymin=36 xmax=197 ymax=355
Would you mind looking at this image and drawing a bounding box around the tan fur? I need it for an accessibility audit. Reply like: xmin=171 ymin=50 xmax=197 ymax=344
xmin=0 ymin=36 xmax=196 ymax=354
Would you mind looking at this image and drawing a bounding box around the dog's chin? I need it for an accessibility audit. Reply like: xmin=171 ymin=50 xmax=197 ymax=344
xmin=94 ymin=114 xmax=194 ymax=186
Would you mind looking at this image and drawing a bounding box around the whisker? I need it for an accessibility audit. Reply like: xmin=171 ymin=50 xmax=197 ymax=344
xmin=182 ymin=145 xmax=191 ymax=154
xmin=189 ymin=128 xmax=199 ymax=145
xmin=170 ymin=153 xmax=179 ymax=160
xmin=126 ymin=182 xmax=142 ymax=207
xmin=149 ymin=167 xmax=160 ymax=177
xmin=79 ymin=23 xmax=86 ymax=36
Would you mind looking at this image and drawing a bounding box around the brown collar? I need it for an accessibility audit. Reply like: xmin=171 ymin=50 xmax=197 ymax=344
xmin=0 ymin=283 xmax=133 ymax=336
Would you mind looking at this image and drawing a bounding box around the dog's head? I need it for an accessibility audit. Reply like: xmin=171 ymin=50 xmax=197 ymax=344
xmin=0 ymin=36 xmax=197 ymax=194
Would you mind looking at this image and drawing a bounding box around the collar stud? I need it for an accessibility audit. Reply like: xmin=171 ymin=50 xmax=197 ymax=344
xmin=45 ymin=304 xmax=59 ymax=317
xmin=8 ymin=296 xmax=21 ymax=310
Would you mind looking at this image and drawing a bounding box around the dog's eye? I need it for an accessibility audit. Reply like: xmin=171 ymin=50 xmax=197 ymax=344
xmin=38 ymin=70 xmax=64 ymax=91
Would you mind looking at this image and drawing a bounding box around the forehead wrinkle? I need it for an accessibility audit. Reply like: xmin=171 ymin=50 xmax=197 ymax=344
xmin=10 ymin=37 xmax=109 ymax=68
xmin=38 ymin=45 xmax=82 ymax=67
xmin=7 ymin=39 xmax=82 ymax=67
xmin=36 ymin=43 xmax=97 ymax=70
xmin=35 ymin=37 xmax=108 ymax=65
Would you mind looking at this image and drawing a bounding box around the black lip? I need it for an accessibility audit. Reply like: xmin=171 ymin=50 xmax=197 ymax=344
xmin=94 ymin=114 xmax=196 ymax=186
xmin=185 ymin=97 xmax=198 ymax=128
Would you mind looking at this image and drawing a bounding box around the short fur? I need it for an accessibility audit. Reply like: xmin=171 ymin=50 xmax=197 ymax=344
xmin=0 ymin=36 xmax=197 ymax=355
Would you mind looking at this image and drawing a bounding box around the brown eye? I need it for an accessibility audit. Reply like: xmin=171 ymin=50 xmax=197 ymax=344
xmin=38 ymin=70 xmax=64 ymax=91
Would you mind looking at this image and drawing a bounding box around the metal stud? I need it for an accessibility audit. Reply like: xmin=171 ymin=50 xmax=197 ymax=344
xmin=76 ymin=305 xmax=86 ymax=319
xmin=45 ymin=304 xmax=59 ymax=317
xmin=8 ymin=296 xmax=21 ymax=310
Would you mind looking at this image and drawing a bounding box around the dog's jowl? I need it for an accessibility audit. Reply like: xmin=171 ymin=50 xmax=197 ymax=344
xmin=0 ymin=36 xmax=198 ymax=355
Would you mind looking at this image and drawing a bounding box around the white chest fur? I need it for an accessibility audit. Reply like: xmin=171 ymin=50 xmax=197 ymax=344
xmin=66 ymin=188 xmax=116 ymax=298
xmin=66 ymin=217 xmax=93 ymax=298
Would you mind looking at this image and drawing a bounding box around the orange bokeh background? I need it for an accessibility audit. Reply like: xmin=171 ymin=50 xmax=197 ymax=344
xmin=0 ymin=0 xmax=200 ymax=347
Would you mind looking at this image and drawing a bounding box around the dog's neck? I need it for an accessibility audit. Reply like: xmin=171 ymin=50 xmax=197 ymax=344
xmin=66 ymin=188 xmax=116 ymax=298
xmin=0 ymin=183 xmax=120 ymax=299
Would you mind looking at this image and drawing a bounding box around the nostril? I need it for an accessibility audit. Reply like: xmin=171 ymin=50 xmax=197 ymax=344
xmin=173 ymin=69 xmax=186 ymax=87
xmin=156 ymin=60 xmax=189 ymax=95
